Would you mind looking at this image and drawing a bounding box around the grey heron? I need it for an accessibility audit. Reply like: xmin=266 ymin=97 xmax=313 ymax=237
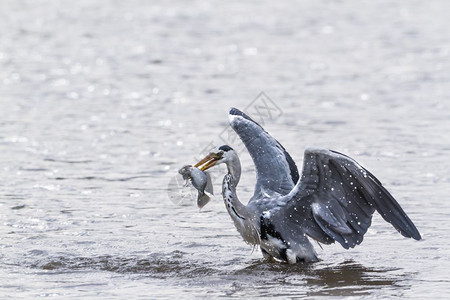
xmin=194 ymin=108 xmax=421 ymax=263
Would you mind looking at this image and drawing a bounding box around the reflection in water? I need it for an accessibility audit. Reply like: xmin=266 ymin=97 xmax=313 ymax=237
xmin=29 ymin=252 xmax=408 ymax=298
xmin=305 ymin=261 xmax=404 ymax=297
xmin=231 ymin=259 xmax=407 ymax=297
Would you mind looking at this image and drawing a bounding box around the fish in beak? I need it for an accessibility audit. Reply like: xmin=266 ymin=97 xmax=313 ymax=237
xmin=178 ymin=165 xmax=213 ymax=209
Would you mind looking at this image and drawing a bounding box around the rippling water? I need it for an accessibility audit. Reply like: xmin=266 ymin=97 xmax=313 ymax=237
xmin=1 ymin=0 xmax=450 ymax=298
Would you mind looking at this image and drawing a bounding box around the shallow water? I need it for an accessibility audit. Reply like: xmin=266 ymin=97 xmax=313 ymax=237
xmin=1 ymin=0 xmax=450 ymax=298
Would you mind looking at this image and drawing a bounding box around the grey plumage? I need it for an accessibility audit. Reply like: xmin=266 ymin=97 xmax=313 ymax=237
xmin=229 ymin=107 xmax=299 ymax=199
xmin=194 ymin=108 xmax=421 ymax=263
xmin=265 ymin=148 xmax=421 ymax=254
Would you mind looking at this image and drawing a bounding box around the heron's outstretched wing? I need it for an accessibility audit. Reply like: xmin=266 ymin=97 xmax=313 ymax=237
xmin=271 ymin=147 xmax=421 ymax=249
xmin=229 ymin=108 xmax=299 ymax=200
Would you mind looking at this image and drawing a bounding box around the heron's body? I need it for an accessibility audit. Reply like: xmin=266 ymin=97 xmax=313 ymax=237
xmin=218 ymin=147 xmax=322 ymax=262
xmin=194 ymin=108 xmax=421 ymax=263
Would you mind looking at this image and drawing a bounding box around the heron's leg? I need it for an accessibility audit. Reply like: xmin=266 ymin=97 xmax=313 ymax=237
xmin=260 ymin=247 xmax=273 ymax=261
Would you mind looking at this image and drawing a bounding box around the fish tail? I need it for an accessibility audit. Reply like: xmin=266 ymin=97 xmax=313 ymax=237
xmin=197 ymin=192 xmax=211 ymax=209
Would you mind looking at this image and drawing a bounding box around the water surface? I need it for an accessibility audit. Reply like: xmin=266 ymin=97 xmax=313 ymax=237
xmin=1 ymin=0 xmax=450 ymax=298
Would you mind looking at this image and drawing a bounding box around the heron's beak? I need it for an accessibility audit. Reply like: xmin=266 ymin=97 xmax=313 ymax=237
xmin=194 ymin=152 xmax=221 ymax=171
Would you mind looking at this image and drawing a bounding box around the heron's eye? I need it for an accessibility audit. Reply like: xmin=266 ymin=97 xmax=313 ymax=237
xmin=218 ymin=151 xmax=224 ymax=157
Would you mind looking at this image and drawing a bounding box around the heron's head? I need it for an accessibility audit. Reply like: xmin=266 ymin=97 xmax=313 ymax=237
xmin=195 ymin=145 xmax=235 ymax=171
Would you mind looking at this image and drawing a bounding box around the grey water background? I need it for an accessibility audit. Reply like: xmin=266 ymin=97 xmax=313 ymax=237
xmin=1 ymin=0 xmax=450 ymax=298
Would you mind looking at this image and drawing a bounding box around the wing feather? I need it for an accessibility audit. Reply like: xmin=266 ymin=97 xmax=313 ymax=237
xmin=272 ymin=147 xmax=421 ymax=250
xmin=228 ymin=108 xmax=299 ymax=200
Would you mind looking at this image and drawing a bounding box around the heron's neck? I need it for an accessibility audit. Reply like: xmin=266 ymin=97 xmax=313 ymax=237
xmin=223 ymin=156 xmax=247 ymax=218
xmin=226 ymin=156 xmax=241 ymax=186
xmin=222 ymin=156 xmax=259 ymax=245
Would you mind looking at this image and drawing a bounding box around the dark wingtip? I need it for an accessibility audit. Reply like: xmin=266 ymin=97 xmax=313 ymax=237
xmin=229 ymin=107 xmax=250 ymax=119
xmin=400 ymin=227 xmax=422 ymax=241
xmin=229 ymin=107 xmax=241 ymax=115
xmin=229 ymin=107 xmax=262 ymax=127
xmin=409 ymin=226 xmax=422 ymax=241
